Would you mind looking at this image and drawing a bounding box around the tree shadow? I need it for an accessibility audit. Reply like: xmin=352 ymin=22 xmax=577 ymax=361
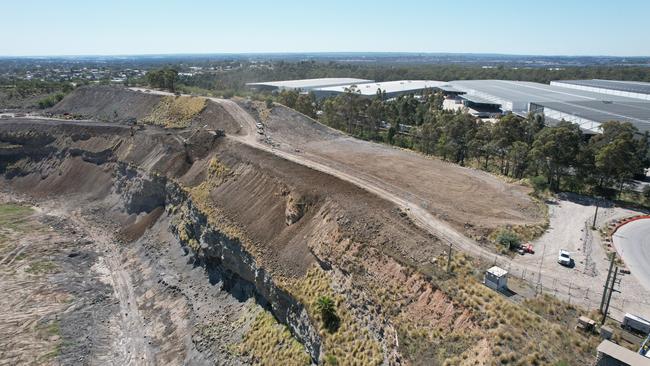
xmin=323 ymin=313 xmax=341 ymax=333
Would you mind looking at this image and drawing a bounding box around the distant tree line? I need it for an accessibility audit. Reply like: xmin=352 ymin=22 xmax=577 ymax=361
xmin=146 ymin=68 xmax=179 ymax=91
xmin=278 ymin=87 xmax=650 ymax=201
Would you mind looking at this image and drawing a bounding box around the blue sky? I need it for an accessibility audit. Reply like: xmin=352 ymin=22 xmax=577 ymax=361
xmin=2 ymin=0 xmax=649 ymax=56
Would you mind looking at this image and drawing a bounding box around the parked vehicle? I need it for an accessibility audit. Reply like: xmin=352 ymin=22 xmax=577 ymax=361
xmin=516 ymin=243 xmax=534 ymax=255
xmin=558 ymin=249 xmax=571 ymax=266
xmin=622 ymin=313 xmax=650 ymax=335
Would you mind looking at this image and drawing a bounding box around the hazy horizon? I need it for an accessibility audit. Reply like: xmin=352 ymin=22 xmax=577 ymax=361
xmin=2 ymin=51 xmax=650 ymax=59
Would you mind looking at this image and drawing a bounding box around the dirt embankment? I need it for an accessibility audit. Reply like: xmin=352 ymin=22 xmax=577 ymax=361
xmin=0 ymin=117 xmax=598 ymax=365
xmin=49 ymin=85 xmax=242 ymax=133
xmin=255 ymin=103 xmax=544 ymax=239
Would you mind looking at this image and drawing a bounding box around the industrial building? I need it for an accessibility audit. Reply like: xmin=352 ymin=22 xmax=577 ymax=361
xmin=246 ymin=78 xmax=373 ymax=92
xmin=447 ymin=80 xmax=650 ymax=134
xmin=247 ymin=77 xmax=650 ymax=135
xmin=311 ymin=80 xmax=458 ymax=99
xmin=551 ymin=79 xmax=650 ymax=101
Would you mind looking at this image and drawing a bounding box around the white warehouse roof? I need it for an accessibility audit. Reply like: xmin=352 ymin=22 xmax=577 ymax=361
xmin=449 ymin=79 xmax=650 ymax=134
xmin=246 ymin=78 xmax=374 ymax=91
xmin=551 ymin=79 xmax=650 ymax=101
xmin=315 ymin=80 xmax=450 ymax=96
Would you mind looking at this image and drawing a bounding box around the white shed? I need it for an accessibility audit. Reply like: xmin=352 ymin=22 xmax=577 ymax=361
xmin=484 ymin=266 xmax=508 ymax=291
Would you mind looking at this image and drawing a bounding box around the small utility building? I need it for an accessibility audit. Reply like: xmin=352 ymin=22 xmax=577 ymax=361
xmin=484 ymin=266 xmax=508 ymax=291
xmin=596 ymin=340 xmax=650 ymax=366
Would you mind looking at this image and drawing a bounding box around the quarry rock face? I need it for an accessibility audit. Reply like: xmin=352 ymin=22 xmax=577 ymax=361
xmin=0 ymin=87 xmax=597 ymax=365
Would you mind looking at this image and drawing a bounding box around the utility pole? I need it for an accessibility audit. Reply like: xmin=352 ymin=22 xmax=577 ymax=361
xmin=592 ymin=200 xmax=600 ymax=229
xmin=447 ymin=242 xmax=453 ymax=274
xmin=535 ymin=242 xmax=546 ymax=296
xmin=602 ymin=266 xmax=620 ymax=325
xmin=600 ymin=253 xmax=616 ymax=314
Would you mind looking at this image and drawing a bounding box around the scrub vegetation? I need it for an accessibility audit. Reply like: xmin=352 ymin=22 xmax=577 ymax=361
xmin=142 ymin=95 xmax=207 ymax=128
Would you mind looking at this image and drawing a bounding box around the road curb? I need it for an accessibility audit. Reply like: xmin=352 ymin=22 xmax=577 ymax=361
xmin=608 ymin=215 xmax=650 ymax=273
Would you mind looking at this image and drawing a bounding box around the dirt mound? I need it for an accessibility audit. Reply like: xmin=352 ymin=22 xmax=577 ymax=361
xmin=50 ymin=85 xmax=161 ymax=122
xmin=50 ymin=85 xmax=242 ymax=134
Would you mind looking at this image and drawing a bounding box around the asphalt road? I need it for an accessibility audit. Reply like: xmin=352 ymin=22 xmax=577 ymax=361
xmin=613 ymin=218 xmax=650 ymax=292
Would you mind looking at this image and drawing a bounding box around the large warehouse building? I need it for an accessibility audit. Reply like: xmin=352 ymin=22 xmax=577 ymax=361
xmin=247 ymin=78 xmax=460 ymax=99
xmin=448 ymin=80 xmax=650 ymax=134
xmin=550 ymin=79 xmax=650 ymax=101
xmin=311 ymin=80 xmax=458 ymax=99
xmin=246 ymin=78 xmax=374 ymax=92
xmin=247 ymin=77 xmax=650 ymax=135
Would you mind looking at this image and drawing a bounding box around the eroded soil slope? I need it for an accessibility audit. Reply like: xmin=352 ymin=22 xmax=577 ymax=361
xmin=250 ymin=102 xmax=543 ymax=237
xmin=0 ymin=115 xmax=598 ymax=366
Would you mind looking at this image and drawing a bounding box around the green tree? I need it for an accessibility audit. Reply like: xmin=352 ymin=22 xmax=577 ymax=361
xmin=416 ymin=122 xmax=440 ymax=155
xmin=595 ymin=138 xmax=641 ymax=194
xmin=146 ymin=68 xmax=178 ymax=91
xmin=529 ymin=121 xmax=582 ymax=191
xmin=508 ymin=141 xmax=530 ymax=179
xmin=469 ymin=122 xmax=495 ymax=169
xmin=339 ymin=86 xmax=364 ymax=135
xmin=278 ymin=89 xmax=299 ymax=108
xmin=386 ymin=126 xmax=396 ymax=145
xmin=366 ymin=99 xmax=385 ymax=138
xmin=589 ymin=121 xmax=647 ymax=194
xmin=492 ymin=113 xmax=527 ymax=176
xmin=294 ymin=92 xmax=317 ymax=118
xmin=438 ymin=112 xmax=478 ymax=165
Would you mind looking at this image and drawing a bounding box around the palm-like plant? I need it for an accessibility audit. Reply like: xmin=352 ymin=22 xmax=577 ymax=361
xmin=315 ymin=296 xmax=339 ymax=332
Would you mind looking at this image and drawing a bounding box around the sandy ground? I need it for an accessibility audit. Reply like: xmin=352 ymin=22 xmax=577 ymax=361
xmin=511 ymin=194 xmax=650 ymax=321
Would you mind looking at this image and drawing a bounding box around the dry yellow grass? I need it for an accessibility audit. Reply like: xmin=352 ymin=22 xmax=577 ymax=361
xmin=142 ymin=95 xmax=206 ymax=128
xmin=239 ymin=311 xmax=312 ymax=365
xmin=286 ymin=266 xmax=383 ymax=366
xmin=433 ymin=253 xmax=599 ymax=365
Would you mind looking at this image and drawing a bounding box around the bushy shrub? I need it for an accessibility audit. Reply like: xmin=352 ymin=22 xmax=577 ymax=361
xmin=496 ymin=229 xmax=520 ymax=250
xmin=37 ymin=93 xmax=65 ymax=109
xmin=530 ymin=175 xmax=549 ymax=195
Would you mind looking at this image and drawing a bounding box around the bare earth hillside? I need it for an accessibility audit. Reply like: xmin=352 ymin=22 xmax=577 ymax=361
xmin=0 ymin=87 xmax=599 ymax=365
xmin=249 ymin=102 xmax=543 ymax=238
